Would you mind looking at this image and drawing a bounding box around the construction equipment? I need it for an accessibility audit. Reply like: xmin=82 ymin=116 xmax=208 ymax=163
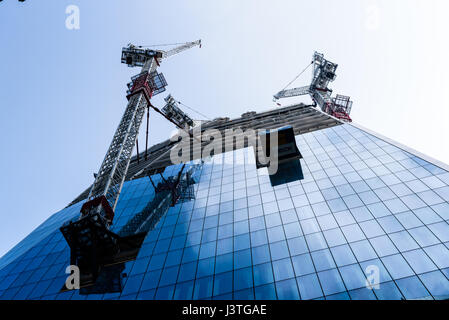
xmin=274 ymin=52 xmax=353 ymax=122
xmin=60 ymin=40 xmax=201 ymax=289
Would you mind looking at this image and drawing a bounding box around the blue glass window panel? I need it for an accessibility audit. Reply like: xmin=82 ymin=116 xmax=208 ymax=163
xmin=234 ymin=267 xmax=253 ymax=291
xmin=311 ymin=249 xmax=336 ymax=272
xmin=350 ymin=180 xmax=371 ymax=193
xmin=360 ymin=220 xmax=385 ymax=238
xmin=395 ymin=276 xmax=430 ymax=299
xmin=177 ymin=262 xmax=197 ymax=283
xmin=389 ymin=231 xmax=419 ymax=252
xmin=265 ymin=214 xmax=282 ymax=228
xmin=424 ymin=244 xmax=449 ymax=269
xmin=374 ymin=187 xmax=396 ymax=201
xmin=234 ymin=220 xmax=249 ymax=236
xmin=300 ymin=218 xmax=320 ymax=235
xmin=193 ymin=276 xmax=213 ymax=299
xmin=182 ymin=246 xmax=200 ymax=263
xmin=402 ymin=249 xmax=437 ymax=274
xmin=296 ymin=206 xmax=314 ymax=220
xmin=350 ymin=207 xmax=373 ymax=223
xmin=267 ymin=226 xmax=286 ymax=243
xmin=170 ymin=236 xmax=187 ymax=251
xmin=199 ymin=242 xmax=216 ymax=260
xmin=269 ymin=241 xmax=290 ymax=261
xmin=323 ymin=228 xmax=346 ymax=247
xmin=14 ymin=284 xmax=36 ymax=300
xmin=369 ymin=236 xmax=398 ymax=257
xmin=28 ymin=279 xmax=52 ymax=299
xmin=342 ymin=195 xmax=364 ymax=209
xmin=234 ymin=249 xmax=252 ymax=269
xmin=272 ymin=258 xmax=295 ymax=281
xmin=140 ymin=269 xmax=163 ymax=292
xmin=249 ymin=217 xmax=265 ymax=232
xmin=432 ymin=203 xmax=449 ymax=220
xmin=280 ymin=209 xmax=299 ymax=224
xmin=202 ymin=228 xmax=217 ymax=243
xmin=252 ymin=245 xmax=271 ymax=265
xmin=287 ymin=237 xmax=309 ymax=256
xmin=291 ymin=253 xmax=315 ymax=276
xmin=159 ymin=265 xmax=180 ymax=287
xmin=197 ymin=257 xmax=215 ymax=278
xmin=418 ymin=271 xmax=449 ymax=298
xmin=219 ymin=212 xmax=233 ymax=226
xmin=305 ymin=233 xmax=328 ymax=251
xmin=317 ymin=215 xmax=338 ymax=231
xmin=283 ymin=222 xmax=302 ymax=239
xmin=234 ymin=208 xmax=248 ymax=222
xmin=317 ymin=269 xmax=346 ymax=296
xmin=213 ymin=272 xmax=233 ymax=296
xmin=276 ymin=279 xmax=300 ymax=300
xmin=327 ymin=198 xmax=348 ymax=213
xmin=311 ymin=202 xmax=331 ymax=217
xmin=339 ymin=264 xmax=366 ymax=290
xmin=148 ymin=253 xmax=167 ymax=271
xmin=215 ymin=253 xmax=233 ymax=274
xmin=330 ymin=245 xmax=357 ymax=267
xmin=341 ymin=224 xmax=366 ymax=243
xmin=336 ymin=184 xmax=355 ymax=197
xmin=254 ymin=283 xmax=277 ymax=300
xmin=234 ymin=233 xmax=250 ymax=251
xmin=165 ymin=250 xmax=183 ymax=267
xmin=350 ymin=240 xmax=378 ymax=262
xmin=381 ymin=254 xmax=414 ymax=280
xmin=130 ymin=258 xmax=150 ymax=275
xmin=173 ymin=281 xmax=194 ymax=300
xmin=374 ymin=281 xmax=403 ymax=300
xmin=428 ymin=222 xmax=449 ymax=242
xmin=348 ymin=288 xmax=376 ymax=300
xmin=186 ymin=231 xmax=202 ymax=246
xmin=122 ymin=274 xmax=144 ymax=296
xmin=413 ymin=207 xmax=442 ymax=225
xmin=408 ymin=227 xmax=440 ymax=247
xmin=384 ymin=198 xmax=408 ymax=214
xmin=263 ymin=202 xmax=279 ymax=215
xmin=334 ymin=211 xmax=355 ymax=227
xmin=189 ymin=219 xmax=204 ymax=233
xmin=296 ymin=274 xmax=323 ymax=300
xmin=216 ymin=238 xmax=233 ymax=255
xmin=326 ymin=291 xmax=350 ymax=300
xmin=234 ymin=288 xmax=255 ymax=300
xmin=253 ymin=263 xmax=274 ymax=286
xmin=377 ymin=216 xmax=403 ymax=233
xmin=321 ymin=188 xmax=340 ymax=201
xmin=250 ymin=230 xmax=268 ymax=247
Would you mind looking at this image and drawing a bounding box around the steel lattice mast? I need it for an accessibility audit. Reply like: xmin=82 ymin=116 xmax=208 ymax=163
xmin=59 ymin=40 xmax=201 ymax=288
xmin=83 ymin=40 xmax=201 ymax=226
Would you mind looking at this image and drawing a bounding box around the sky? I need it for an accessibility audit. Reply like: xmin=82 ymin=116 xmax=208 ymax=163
xmin=0 ymin=0 xmax=448 ymax=258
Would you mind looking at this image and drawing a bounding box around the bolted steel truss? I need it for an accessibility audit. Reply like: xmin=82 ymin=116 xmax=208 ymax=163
xmin=88 ymin=92 xmax=148 ymax=212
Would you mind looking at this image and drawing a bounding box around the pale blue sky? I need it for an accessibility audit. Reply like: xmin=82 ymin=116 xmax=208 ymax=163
xmin=0 ymin=0 xmax=448 ymax=257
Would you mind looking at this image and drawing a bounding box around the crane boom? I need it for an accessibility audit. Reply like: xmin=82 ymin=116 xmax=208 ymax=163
xmin=273 ymin=52 xmax=353 ymax=122
xmin=162 ymin=40 xmax=201 ymax=59
xmin=273 ymin=85 xmax=310 ymax=100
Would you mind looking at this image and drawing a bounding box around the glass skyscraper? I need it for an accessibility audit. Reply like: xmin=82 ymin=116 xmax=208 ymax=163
xmin=1 ymin=104 xmax=449 ymax=300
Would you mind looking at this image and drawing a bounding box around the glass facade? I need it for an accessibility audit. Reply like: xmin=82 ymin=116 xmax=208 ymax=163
xmin=1 ymin=123 xmax=449 ymax=300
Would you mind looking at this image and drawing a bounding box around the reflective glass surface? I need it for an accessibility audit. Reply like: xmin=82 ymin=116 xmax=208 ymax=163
xmin=1 ymin=124 xmax=449 ymax=300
